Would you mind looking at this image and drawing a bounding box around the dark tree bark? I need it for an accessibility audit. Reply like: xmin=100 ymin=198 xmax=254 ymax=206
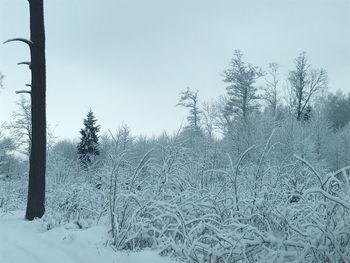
xmin=3 ymin=0 xmax=46 ymax=219
xmin=25 ymin=0 xmax=46 ymax=220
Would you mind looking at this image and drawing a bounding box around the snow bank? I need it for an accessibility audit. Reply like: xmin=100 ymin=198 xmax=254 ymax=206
xmin=0 ymin=211 xmax=174 ymax=263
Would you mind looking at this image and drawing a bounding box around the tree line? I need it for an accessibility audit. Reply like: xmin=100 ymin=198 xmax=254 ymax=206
xmin=177 ymin=50 xmax=347 ymax=136
xmin=1 ymin=48 xmax=349 ymax=221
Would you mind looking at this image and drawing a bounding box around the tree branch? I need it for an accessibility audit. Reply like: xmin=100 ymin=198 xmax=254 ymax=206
xmin=17 ymin=61 xmax=31 ymax=68
xmin=15 ymin=90 xmax=31 ymax=95
xmin=294 ymin=154 xmax=323 ymax=186
xmin=3 ymin=38 xmax=33 ymax=47
xmin=304 ymin=188 xmax=350 ymax=210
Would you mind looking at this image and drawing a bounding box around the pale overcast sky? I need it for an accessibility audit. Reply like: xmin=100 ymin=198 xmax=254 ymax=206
xmin=1 ymin=0 xmax=349 ymax=139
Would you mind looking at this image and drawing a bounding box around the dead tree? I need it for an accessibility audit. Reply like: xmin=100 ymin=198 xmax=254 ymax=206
xmin=4 ymin=0 xmax=46 ymax=220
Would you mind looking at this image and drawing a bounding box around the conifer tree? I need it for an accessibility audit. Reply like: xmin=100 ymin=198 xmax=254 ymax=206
xmin=77 ymin=110 xmax=100 ymax=168
xmin=223 ymin=50 xmax=264 ymax=120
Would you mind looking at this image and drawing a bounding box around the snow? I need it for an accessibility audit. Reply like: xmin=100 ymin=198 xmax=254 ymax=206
xmin=0 ymin=211 xmax=174 ymax=263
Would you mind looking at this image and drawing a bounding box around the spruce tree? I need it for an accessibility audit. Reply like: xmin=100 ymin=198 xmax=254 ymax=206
xmin=77 ymin=110 xmax=100 ymax=169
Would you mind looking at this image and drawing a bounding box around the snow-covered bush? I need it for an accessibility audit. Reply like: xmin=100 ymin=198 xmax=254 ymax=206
xmin=102 ymin=133 xmax=350 ymax=262
xmin=0 ymin=176 xmax=27 ymax=212
xmin=1 ymin=114 xmax=350 ymax=263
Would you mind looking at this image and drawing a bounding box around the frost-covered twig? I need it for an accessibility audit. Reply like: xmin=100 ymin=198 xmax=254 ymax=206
xmin=294 ymin=155 xmax=323 ymax=186
xmin=304 ymin=188 xmax=350 ymax=210
xmin=233 ymin=145 xmax=255 ymax=210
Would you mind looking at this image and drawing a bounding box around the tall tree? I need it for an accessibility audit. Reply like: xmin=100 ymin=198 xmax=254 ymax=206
xmin=288 ymin=52 xmax=328 ymax=121
xmin=4 ymin=0 xmax=47 ymax=220
xmin=223 ymin=50 xmax=264 ymax=120
xmin=177 ymin=87 xmax=201 ymax=132
xmin=77 ymin=110 xmax=100 ymax=169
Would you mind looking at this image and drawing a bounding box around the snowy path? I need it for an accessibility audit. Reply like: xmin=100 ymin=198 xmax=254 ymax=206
xmin=0 ymin=211 xmax=173 ymax=263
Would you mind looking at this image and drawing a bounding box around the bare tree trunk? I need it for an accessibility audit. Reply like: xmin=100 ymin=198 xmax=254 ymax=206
xmin=25 ymin=0 xmax=46 ymax=220
xmin=296 ymin=86 xmax=303 ymax=121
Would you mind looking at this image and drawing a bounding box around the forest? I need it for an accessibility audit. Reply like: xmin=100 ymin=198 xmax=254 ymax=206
xmin=1 ymin=0 xmax=350 ymax=262
xmin=1 ymin=48 xmax=350 ymax=262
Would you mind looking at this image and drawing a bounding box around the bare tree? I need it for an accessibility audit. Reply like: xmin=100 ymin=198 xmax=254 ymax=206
xmin=4 ymin=0 xmax=47 ymax=220
xmin=177 ymin=87 xmax=201 ymax=132
xmin=9 ymin=97 xmax=32 ymax=156
xmin=263 ymin=62 xmax=279 ymax=116
xmin=223 ymin=50 xmax=264 ymax=120
xmin=202 ymin=99 xmax=220 ymax=138
xmin=8 ymin=97 xmax=56 ymax=156
xmin=288 ymin=52 xmax=328 ymax=121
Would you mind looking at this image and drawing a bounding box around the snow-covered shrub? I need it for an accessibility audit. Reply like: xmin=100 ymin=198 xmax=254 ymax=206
xmin=0 ymin=176 xmax=27 ymax=212
xmin=43 ymin=177 xmax=106 ymax=229
xmin=2 ymin=114 xmax=350 ymax=262
xmin=103 ymin=133 xmax=350 ymax=262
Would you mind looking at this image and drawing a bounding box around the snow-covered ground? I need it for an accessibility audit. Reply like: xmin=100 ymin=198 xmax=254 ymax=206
xmin=0 ymin=211 xmax=174 ymax=263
